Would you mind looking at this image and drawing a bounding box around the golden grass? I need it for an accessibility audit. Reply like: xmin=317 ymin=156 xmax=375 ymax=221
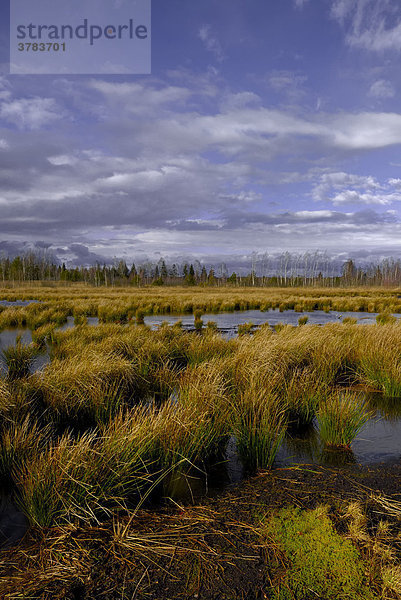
xmin=1 ymin=286 xmax=401 ymax=537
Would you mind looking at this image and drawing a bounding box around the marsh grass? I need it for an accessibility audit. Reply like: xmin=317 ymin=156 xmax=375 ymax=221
xmin=231 ymin=375 xmax=286 ymax=471
xmin=376 ymin=312 xmax=397 ymax=325
xmin=16 ymin=410 xmax=158 ymax=527
xmin=284 ymin=368 xmax=328 ymax=426
xmin=206 ymin=320 xmax=217 ymax=332
xmin=2 ymin=337 xmax=39 ymax=380
xmin=0 ymin=416 xmax=51 ymax=482
xmin=356 ymin=326 xmax=401 ymax=395
xmin=157 ymin=362 xmax=230 ymax=472
xmin=0 ymin=377 xmax=11 ymax=412
xmin=0 ymin=307 xmax=28 ymax=329
xmin=194 ymin=309 xmax=203 ymax=332
xmin=1 ymin=288 xmax=401 ymax=543
xmin=73 ymin=313 xmax=87 ymax=326
xmin=317 ymin=391 xmax=374 ymax=447
xmin=135 ymin=308 xmax=145 ymax=325
xmin=237 ymin=321 xmax=255 ymax=335
xmin=32 ymin=352 xmax=136 ymax=423
xmin=31 ymin=322 xmax=57 ymax=348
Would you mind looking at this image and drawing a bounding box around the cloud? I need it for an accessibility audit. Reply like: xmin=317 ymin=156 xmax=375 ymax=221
xmin=294 ymin=0 xmax=310 ymax=9
xmin=313 ymin=171 xmax=401 ymax=206
xmin=0 ymin=97 xmax=63 ymax=130
xmin=331 ymin=0 xmax=401 ymax=52
xmin=268 ymin=70 xmax=308 ymax=100
xmin=368 ymin=79 xmax=395 ymax=98
xmin=1 ymin=74 xmax=401 ymax=263
xmin=198 ymin=25 xmax=224 ymax=62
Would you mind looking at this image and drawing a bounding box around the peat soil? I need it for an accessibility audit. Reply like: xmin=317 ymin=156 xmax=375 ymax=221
xmin=1 ymin=462 xmax=401 ymax=600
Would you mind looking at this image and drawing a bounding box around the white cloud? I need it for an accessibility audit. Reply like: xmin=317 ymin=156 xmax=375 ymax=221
xmin=294 ymin=0 xmax=310 ymax=9
xmin=313 ymin=171 xmax=401 ymax=206
xmin=331 ymin=0 xmax=401 ymax=52
xmin=0 ymin=98 xmax=62 ymax=130
xmin=268 ymin=70 xmax=308 ymax=98
xmin=88 ymin=80 xmax=192 ymax=115
xmin=47 ymin=155 xmax=78 ymax=166
xmin=199 ymin=25 xmax=224 ymax=62
xmin=2 ymin=75 xmax=401 ymax=261
xmin=331 ymin=190 xmax=396 ymax=205
xmin=368 ymin=79 xmax=395 ymax=98
xmin=389 ymin=178 xmax=401 ymax=187
xmin=328 ymin=112 xmax=401 ymax=149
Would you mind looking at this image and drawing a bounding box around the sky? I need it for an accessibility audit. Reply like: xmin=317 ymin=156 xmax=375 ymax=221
xmin=2 ymin=0 xmax=401 ymax=268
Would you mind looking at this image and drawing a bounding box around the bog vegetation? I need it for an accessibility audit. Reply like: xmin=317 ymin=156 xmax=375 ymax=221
xmin=1 ymin=284 xmax=401 ymax=598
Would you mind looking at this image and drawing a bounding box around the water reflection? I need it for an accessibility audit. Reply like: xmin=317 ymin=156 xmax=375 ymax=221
xmin=320 ymin=446 xmax=356 ymax=467
xmin=145 ymin=309 xmax=389 ymax=337
xmin=163 ymin=438 xmax=244 ymax=503
xmin=277 ymin=391 xmax=401 ymax=467
xmin=0 ymin=496 xmax=28 ymax=547
xmin=0 ymin=316 xmax=100 ymax=376
xmin=366 ymin=392 xmax=401 ymax=421
xmin=0 ymin=300 xmax=40 ymax=307
xmin=0 ymin=328 xmax=50 ymax=377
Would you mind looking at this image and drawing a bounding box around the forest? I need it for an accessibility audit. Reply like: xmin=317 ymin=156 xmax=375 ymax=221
xmin=2 ymin=250 xmax=401 ymax=287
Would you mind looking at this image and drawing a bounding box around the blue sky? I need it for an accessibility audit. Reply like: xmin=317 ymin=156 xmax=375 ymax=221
xmin=2 ymin=0 xmax=401 ymax=268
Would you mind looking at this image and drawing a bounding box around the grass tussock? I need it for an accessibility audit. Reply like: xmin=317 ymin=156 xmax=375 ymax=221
xmin=231 ymin=372 xmax=286 ymax=471
xmin=317 ymin=391 xmax=374 ymax=447
xmin=32 ymin=352 xmax=136 ymax=423
xmin=2 ymin=337 xmax=39 ymax=380
xmin=15 ymin=410 xmax=157 ymax=528
xmin=0 ymin=416 xmax=51 ymax=482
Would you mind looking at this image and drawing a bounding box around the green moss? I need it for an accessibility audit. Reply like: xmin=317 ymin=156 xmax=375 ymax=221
xmin=262 ymin=506 xmax=376 ymax=600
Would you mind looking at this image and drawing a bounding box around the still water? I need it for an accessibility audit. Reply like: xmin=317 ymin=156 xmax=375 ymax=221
xmin=145 ymin=309 xmax=387 ymax=337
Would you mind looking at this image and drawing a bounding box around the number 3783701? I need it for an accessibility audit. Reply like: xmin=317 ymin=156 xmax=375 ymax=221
xmin=18 ymin=42 xmax=66 ymax=51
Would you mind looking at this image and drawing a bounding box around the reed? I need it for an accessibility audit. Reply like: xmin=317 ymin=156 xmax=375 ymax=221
xmin=376 ymin=312 xmax=397 ymax=325
xmin=231 ymin=374 xmax=286 ymax=471
xmin=284 ymin=368 xmax=328 ymax=426
xmin=32 ymin=352 xmax=136 ymax=423
xmin=0 ymin=416 xmax=51 ymax=482
xmin=2 ymin=337 xmax=39 ymax=380
xmin=156 ymin=362 xmax=230 ymax=470
xmin=31 ymin=322 xmax=57 ymax=348
xmin=317 ymin=391 xmax=374 ymax=447
xmin=15 ymin=407 xmax=161 ymax=527
xmin=237 ymin=321 xmax=255 ymax=335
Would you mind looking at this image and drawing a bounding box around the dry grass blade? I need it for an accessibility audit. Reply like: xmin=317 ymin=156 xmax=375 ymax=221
xmin=371 ymin=494 xmax=401 ymax=518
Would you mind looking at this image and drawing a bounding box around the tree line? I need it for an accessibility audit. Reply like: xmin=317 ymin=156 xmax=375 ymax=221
xmin=1 ymin=251 xmax=401 ymax=287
